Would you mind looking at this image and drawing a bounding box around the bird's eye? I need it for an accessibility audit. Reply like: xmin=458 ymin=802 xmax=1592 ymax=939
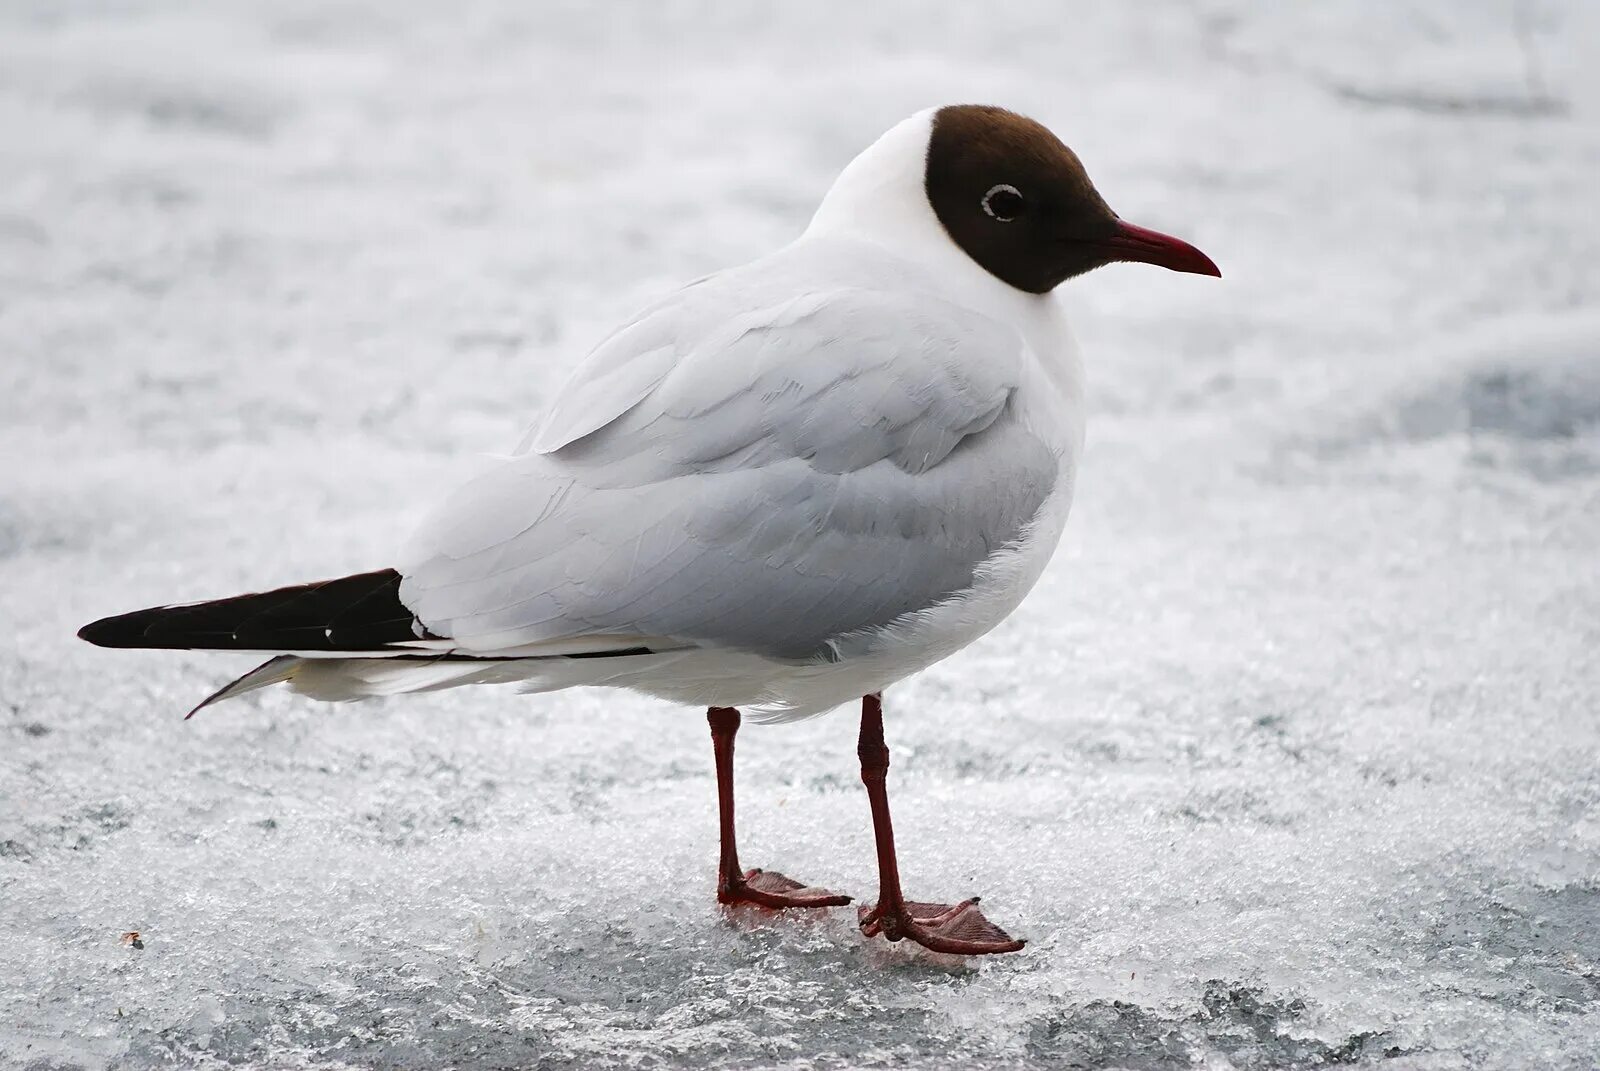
xmin=981 ymin=184 xmax=1024 ymax=222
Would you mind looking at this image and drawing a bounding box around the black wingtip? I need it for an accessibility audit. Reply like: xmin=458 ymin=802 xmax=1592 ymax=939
xmin=77 ymin=611 xmax=153 ymax=648
xmin=74 ymin=569 xmax=417 ymax=653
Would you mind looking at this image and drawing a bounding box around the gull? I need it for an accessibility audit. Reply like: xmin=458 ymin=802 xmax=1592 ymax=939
xmin=79 ymin=104 xmax=1219 ymax=956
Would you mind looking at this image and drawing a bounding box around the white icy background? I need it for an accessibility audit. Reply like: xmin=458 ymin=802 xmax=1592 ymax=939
xmin=3 ymin=1 xmax=1599 ymax=1067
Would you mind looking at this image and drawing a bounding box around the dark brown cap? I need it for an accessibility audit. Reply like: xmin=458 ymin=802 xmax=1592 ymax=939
xmin=925 ymin=105 xmax=1220 ymax=293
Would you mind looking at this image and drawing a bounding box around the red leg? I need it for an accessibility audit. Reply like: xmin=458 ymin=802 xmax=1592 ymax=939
xmin=708 ymin=706 xmax=851 ymax=910
xmin=855 ymin=693 xmax=1025 ymax=955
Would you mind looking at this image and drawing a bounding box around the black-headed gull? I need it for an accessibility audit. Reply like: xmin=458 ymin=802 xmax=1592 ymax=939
xmin=80 ymin=105 xmax=1219 ymax=956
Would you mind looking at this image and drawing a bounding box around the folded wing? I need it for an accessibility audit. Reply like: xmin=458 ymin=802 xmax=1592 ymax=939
xmin=400 ymin=282 xmax=1059 ymax=660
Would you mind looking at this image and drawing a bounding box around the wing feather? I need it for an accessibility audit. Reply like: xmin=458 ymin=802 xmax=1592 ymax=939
xmin=401 ymin=277 xmax=1058 ymax=660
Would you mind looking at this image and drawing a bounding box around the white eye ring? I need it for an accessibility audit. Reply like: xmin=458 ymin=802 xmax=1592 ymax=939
xmin=981 ymin=183 xmax=1023 ymax=221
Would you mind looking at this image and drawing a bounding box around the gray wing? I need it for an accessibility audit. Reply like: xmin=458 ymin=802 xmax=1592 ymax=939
xmin=399 ymin=284 xmax=1059 ymax=660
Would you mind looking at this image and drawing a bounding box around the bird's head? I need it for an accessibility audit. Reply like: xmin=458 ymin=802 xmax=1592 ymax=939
xmin=809 ymin=104 xmax=1220 ymax=294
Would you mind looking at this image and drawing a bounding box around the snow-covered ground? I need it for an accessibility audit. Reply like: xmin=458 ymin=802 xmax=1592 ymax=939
xmin=3 ymin=1 xmax=1599 ymax=1067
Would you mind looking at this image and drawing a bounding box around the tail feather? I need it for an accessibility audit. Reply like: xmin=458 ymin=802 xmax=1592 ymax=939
xmin=78 ymin=569 xmax=429 ymax=652
xmin=186 ymin=655 xmax=303 ymax=718
xmin=181 ymin=648 xmax=694 ymax=711
xmin=182 ymin=653 xmax=509 ymax=713
xmin=283 ymin=649 xmax=697 ymax=702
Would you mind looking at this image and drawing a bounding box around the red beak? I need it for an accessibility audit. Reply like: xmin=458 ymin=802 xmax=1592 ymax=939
xmin=1100 ymin=220 xmax=1221 ymax=278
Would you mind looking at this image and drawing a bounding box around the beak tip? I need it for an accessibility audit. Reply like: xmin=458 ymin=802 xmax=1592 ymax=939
xmin=1107 ymin=219 xmax=1221 ymax=280
xmin=1178 ymin=250 xmax=1223 ymax=279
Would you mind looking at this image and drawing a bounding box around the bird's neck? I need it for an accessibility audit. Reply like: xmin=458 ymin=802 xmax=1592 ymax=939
xmin=804 ymin=110 xmax=956 ymax=270
xmin=803 ymin=110 xmax=1051 ymax=321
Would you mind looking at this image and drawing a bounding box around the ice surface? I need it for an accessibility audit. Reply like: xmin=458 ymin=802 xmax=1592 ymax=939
xmin=3 ymin=1 xmax=1599 ymax=1067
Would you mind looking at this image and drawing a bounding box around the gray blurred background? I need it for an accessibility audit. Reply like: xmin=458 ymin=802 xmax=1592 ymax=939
xmin=3 ymin=2 xmax=1598 ymax=1067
